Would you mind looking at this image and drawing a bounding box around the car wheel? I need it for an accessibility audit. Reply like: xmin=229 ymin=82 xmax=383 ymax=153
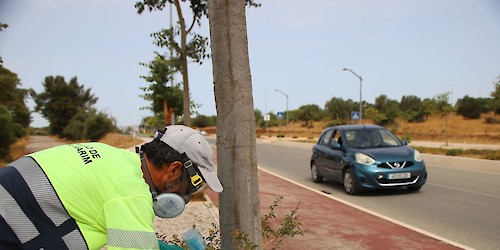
xmin=343 ymin=169 xmax=359 ymax=195
xmin=311 ymin=162 xmax=323 ymax=183
xmin=407 ymin=185 xmax=422 ymax=192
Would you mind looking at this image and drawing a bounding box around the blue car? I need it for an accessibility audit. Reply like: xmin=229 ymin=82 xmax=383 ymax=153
xmin=310 ymin=124 xmax=427 ymax=195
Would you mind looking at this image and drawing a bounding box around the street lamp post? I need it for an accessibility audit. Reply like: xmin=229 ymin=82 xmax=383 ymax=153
xmin=264 ymin=91 xmax=268 ymax=132
xmin=275 ymin=89 xmax=289 ymax=137
xmin=343 ymin=68 xmax=363 ymax=122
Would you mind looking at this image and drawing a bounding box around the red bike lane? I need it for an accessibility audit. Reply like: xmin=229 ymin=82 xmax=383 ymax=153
xmin=206 ymin=168 xmax=463 ymax=250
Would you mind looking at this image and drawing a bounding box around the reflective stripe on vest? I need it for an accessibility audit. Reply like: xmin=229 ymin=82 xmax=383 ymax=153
xmin=0 ymin=156 xmax=88 ymax=249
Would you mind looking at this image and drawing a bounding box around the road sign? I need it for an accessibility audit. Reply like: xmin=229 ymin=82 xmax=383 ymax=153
xmin=351 ymin=111 xmax=360 ymax=120
xmin=264 ymin=114 xmax=270 ymax=122
xmin=277 ymin=112 xmax=284 ymax=119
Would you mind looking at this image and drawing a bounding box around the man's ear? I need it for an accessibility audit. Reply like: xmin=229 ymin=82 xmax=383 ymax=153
xmin=166 ymin=161 xmax=184 ymax=178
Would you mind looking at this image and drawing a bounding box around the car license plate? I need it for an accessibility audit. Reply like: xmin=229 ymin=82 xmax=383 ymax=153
xmin=388 ymin=172 xmax=411 ymax=180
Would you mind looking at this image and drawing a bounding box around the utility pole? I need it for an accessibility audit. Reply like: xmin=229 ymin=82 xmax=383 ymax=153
xmin=275 ymin=89 xmax=289 ymax=137
xmin=343 ymin=68 xmax=363 ymax=123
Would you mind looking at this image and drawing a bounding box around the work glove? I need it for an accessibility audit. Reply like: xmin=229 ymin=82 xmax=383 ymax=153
xmin=158 ymin=240 xmax=183 ymax=250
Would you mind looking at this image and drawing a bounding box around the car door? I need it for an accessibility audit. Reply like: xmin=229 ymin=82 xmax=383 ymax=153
xmin=325 ymin=129 xmax=346 ymax=181
xmin=313 ymin=129 xmax=334 ymax=178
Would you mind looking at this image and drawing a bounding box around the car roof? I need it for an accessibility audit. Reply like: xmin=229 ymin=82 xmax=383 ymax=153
xmin=326 ymin=124 xmax=384 ymax=131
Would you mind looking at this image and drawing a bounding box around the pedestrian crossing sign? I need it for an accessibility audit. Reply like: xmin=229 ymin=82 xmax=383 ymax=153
xmin=351 ymin=111 xmax=360 ymax=120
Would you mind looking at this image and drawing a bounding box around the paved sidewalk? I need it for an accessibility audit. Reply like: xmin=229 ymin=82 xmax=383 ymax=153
xmin=206 ymin=169 xmax=465 ymax=250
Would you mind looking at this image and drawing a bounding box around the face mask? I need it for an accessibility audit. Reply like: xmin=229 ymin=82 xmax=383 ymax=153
xmin=153 ymin=193 xmax=186 ymax=218
xmin=151 ymin=171 xmax=206 ymax=218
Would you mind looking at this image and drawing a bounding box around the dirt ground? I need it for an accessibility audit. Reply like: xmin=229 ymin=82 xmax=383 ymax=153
xmin=201 ymin=113 xmax=500 ymax=145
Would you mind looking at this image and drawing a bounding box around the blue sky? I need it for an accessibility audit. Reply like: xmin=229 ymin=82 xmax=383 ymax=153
xmin=2 ymin=0 xmax=500 ymax=128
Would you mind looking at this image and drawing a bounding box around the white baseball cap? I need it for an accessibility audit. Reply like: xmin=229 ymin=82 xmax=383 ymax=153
xmin=157 ymin=125 xmax=223 ymax=193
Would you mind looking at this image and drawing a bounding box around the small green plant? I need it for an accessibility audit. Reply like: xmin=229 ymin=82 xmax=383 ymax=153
xmin=234 ymin=196 xmax=303 ymax=249
xmin=158 ymin=196 xmax=303 ymax=250
xmin=259 ymin=196 xmax=303 ymax=249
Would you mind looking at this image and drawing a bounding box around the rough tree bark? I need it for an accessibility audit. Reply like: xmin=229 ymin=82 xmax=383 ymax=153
xmin=207 ymin=0 xmax=262 ymax=248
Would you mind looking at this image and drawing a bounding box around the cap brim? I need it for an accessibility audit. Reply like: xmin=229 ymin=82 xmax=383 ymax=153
xmin=198 ymin=167 xmax=223 ymax=193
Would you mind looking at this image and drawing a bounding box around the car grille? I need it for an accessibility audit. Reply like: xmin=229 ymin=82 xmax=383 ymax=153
xmin=377 ymin=161 xmax=414 ymax=169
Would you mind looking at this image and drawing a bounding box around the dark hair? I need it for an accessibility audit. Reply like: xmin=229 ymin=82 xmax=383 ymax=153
xmin=140 ymin=139 xmax=182 ymax=169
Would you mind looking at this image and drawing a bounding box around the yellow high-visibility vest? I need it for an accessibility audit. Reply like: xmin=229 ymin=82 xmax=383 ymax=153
xmin=29 ymin=142 xmax=158 ymax=249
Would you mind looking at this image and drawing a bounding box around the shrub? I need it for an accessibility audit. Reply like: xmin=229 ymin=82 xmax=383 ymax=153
xmin=63 ymin=120 xmax=86 ymax=140
xmin=85 ymin=113 xmax=115 ymax=141
xmin=0 ymin=105 xmax=15 ymax=159
xmin=446 ymin=149 xmax=464 ymax=156
xmin=485 ymin=116 xmax=499 ymax=124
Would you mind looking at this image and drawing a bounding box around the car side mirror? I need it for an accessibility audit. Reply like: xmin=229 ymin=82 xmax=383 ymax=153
xmin=401 ymin=140 xmax=408 ymax=145
xmin=331 ymin=142 xmax=342 ymax=150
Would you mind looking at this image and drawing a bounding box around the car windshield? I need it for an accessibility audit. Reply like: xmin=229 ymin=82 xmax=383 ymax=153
xmin=344 ymin=128 xmax=402 ymax=148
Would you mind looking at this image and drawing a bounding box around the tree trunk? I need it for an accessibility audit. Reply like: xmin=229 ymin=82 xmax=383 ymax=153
xmin=208 ymin=0 xmax=262 ymax=249
xmin=174 ymin=0 xmax=191 ymax=126
xmin=163 ymin=97 xmax=169 ymax=126
xmin=180 ymin=53 xmax=190 ymax=126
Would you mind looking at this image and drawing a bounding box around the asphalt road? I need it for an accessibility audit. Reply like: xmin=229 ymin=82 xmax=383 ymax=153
xmin=24 ymin=135 xmax=65 ymax=154
xmin=207 ymin=138 xmax=500 ymax=250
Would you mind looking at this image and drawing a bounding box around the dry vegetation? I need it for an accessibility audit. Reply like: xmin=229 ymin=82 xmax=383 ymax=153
xmin=97 ymin=133 xmax=144 ymax=149
xmin=393 ymin=113 xmax=500 ymax=144
xmin=1 ymin=133 xmax=143 ymax=166
xmin=254 ymin=113 xmax=500 ymax=145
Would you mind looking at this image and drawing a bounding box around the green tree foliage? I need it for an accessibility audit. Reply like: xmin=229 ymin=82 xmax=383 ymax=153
xmin=364 ymin=106 xmax=387 ymax=124
xmin=324 ymin=97 xmax=357 ymax=123
xmin=489 ymin=76 xmax=500 ymax=115
xmin=421 ymin=98 xmax=440 ymax=119
xmin=85 ymin=113 xmax=116 ymax=141
xmin=135 ymin=0 xmax=260 ymax=126
xmin=456 ymin=95 xmax=489 ymax=119
xmin=0 ymin=105 xmax=16 ymax=159
xmin=32 ymin=76 xmax=98 ymax=136
xmin=191 ymin=114 xmax=216 ymax=128
xmin=433 ymin=92 xmax=454 ymax=113
xmin=63 ymin=112 xmax=87 ymax=140
xmin=255 ymin=109 xmax=280 ymax=128
xmin=63 ymin=110 xmax=116 ymax=141
xmin=139 ymin=53 xmax=183 ymax=125
xmin=140 ymin=115 xmax=164 ymax=133
xmin=0 ymin=65 xmax=30 ymax=129
xmin=399 ymin=95 xmax=425 ymax=122
xmin=135 ymin=0 xmax=211 ymax=126
xmin=374 ymin=95 xmax=401 ymax=125
xmin=0 ymin=65 xmax=29 ymax=160
xmin=295 ymin=104 xmax=323 ymax=127
xmin=0 ymin=23 xmax=8 ymax=64
xmin=254 ymin=109 xmax=264 ymax=128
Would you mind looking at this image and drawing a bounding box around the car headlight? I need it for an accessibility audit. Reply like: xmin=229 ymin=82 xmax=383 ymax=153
xmin=414 ymin=150 xmax=423 ymax=162
xmin=355 ymin=153 xmax=375 ymax=165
